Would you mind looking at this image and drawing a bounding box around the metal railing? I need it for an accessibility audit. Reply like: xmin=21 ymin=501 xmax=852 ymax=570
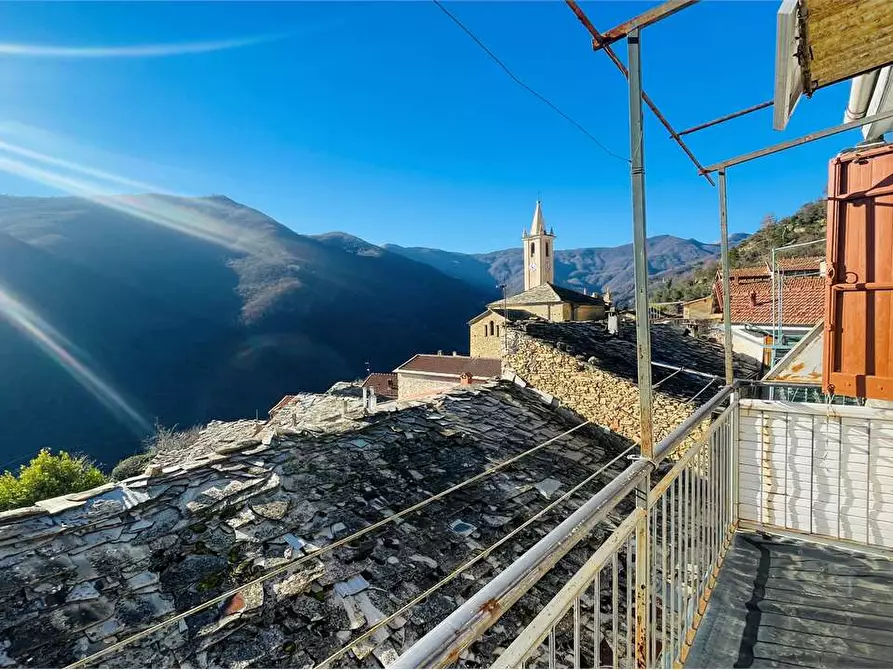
xmin=392 ymin=385 xmax=736 ymax=669
xmin=491 ymin=402 xmax=737 ymax=669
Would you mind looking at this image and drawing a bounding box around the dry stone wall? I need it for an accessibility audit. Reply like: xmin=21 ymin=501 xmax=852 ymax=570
xmin=504 ymin=330 xmax=703 ymax=446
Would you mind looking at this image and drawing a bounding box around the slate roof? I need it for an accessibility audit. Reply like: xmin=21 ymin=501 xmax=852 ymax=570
xmin=468 ymin=308 xmax=538 ymax=325
xmin=491 ymin=282 xmax=605 ymax=308
xmin=509 ymin=320 xmax=760 ymax=399
xmin=715 ymin=275 xmax=825 ymax=326
xmin=361 ymin=373 xmax=398 ymax=400
xmin=395 ymin=354 xmax=502 ymax=378
xmin=0 ymin=382 xmax=635 ymax=668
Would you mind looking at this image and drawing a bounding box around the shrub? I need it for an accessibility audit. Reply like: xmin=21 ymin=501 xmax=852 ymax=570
xmin=110 ymin=452 xmax=154 ymax=482
xmin=0 ymin=449 xmax=107 ymax=512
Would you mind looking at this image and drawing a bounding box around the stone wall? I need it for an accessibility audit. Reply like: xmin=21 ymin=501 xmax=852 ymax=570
xmin=573 ymin=304 xmax=605 ymax=321
xmin=504 ymin=330 xmax=701 ymax=445
xmin=469 ymin=312 xmax=506 ymax=358
xmin=396 ymin=372 xmax=458 ymax=400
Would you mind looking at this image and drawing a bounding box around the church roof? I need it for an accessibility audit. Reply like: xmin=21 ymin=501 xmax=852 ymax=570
xmin=490 ymin=282 xmax=606 ymax=308
xmin=529 ymin=200 xmax=546 ymax=236
xmin=467 ymin=308 xmax=539 ymax=325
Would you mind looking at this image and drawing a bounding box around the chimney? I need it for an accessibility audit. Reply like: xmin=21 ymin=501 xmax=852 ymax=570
xmin=749 ymin=290 xmax=758 ymax=306
xmin=437 ymin=349 xmax=443 ymax=356
xmin=452 ymin=351 xmax=458 ymax=356
xmin=460 ymin=372 xmax=474 ymax=385
xmin=607 ymin=311 xmax=619 ymax=336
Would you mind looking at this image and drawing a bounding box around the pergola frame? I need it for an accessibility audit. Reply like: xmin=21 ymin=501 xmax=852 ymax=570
xmin=565 ymin=1 xmax=893 ymax=665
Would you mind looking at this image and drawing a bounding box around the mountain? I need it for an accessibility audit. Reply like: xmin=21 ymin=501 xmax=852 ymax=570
xmin=650 ymin=199 xmax=825 ymax=303
xmin=0 ymin=195 xmax=491 ymax=469
xmin=385 ymin=233 xmax=749 ymax=304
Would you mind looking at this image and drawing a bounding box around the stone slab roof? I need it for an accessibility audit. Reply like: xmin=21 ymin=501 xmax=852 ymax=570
xmin=492 ymin=282 xmax=605 ymax=308
xmin=0 ymin=381 xmax=635 ymax=669
xmin=395 ymin=354 xmax=501 ymax=378
xmin=508 ymin=320 xmax=760 ymax=400
xmin=468 ymin=308 xmax=538 ymax=325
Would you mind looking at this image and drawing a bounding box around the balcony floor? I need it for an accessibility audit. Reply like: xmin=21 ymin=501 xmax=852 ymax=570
xmin=685 ymin=530 xmax=893 ymax=668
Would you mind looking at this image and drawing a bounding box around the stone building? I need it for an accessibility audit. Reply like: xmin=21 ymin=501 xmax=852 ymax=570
xmin=503 ymin=319 xmax=760 ymax=444
xmin=0 ymin=381 xmax=635 ymax=669
xmin=392 ymin=353 xmax=501 ymax=400
xmin=469 ymin=201 xmax=606 ymax=358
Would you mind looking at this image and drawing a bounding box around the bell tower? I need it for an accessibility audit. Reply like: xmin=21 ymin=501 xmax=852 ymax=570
xmin=522 ymin=200 xmax=555 ymax=291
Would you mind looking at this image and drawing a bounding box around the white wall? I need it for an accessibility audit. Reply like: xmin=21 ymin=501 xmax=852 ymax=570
xmin=738 ymin=399 xmax=893 ymax=549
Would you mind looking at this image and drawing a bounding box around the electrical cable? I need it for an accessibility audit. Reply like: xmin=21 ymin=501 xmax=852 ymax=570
xmin=65 ymin=418 xmax=593 ymax=668
xmin=432 ymin=0 xmax=629 ymax=164
xmin=314 ymin=443 xmax=637 ymax=668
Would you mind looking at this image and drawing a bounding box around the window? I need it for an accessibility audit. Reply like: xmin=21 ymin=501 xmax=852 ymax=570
xmin=483 ymin=324 xmax=488 ymax=337
xmin=530 ymin=242 xmax=535 ymax=257
xmin=496 ymin=325 xmax=500 ymax=336
xmin=546 ymin=242 xmax=550 ymax=257
xmin=489 ymin=320 xmax=495 ymax=336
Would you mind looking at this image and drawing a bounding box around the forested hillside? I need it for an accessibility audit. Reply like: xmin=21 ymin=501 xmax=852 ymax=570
xmin=650 ymin=199 xmax=826 ymax=303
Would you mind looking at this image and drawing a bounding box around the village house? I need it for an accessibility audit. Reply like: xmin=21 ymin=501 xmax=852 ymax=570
xmin=392 ymin=352 xmax=501 ymax=400
xmin=711 ymin=257 xmax=825 ymax=367
xmin=360 ymin=373 xmax=398 ymax=401
xmin=502 ymin=319 xmax=759 ymax=444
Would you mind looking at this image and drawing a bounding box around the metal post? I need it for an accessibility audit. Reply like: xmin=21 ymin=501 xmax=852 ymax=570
xmin=627 ymin=27 xmax=651 ymax=670
xmin=718 ymin=170 xmax=733 ymax=384
xmin=628 ymin=28 xmax=653 ymax=458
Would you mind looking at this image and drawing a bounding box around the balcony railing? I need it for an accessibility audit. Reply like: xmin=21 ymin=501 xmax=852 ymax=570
xmin=392 ymin=382 xmax=893 ymax=669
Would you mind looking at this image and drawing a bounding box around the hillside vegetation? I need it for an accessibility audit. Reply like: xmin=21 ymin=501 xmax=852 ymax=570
xmin=650 ymin=199 xmax=826 ymax=303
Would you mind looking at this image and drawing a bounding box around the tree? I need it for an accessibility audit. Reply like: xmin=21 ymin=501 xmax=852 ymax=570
xmin=0 ymin=449 xmax=107 ymax=512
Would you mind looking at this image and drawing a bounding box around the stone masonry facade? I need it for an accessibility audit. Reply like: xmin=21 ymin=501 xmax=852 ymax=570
xmin=504 ymin=331 xmax=699 ymax=444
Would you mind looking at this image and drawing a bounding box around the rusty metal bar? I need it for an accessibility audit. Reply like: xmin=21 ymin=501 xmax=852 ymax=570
xmin=678 ymin=100 xmax=773 ymax=136
xmin=701 ymin=107 xmax=893 ymax=173
xmin=593 ymin=0 xmax=700 ymax=51
xmin=564 ymin=0 xmax=715 ymax=187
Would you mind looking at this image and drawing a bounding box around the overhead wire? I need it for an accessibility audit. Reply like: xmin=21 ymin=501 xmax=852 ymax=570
xmin=431 ymin=0 xmax=629 ymax=164
xmin=314 ymin=442 xmax=638 ymax=668
xmin=65 ymin=417 xmax=594 ymax=668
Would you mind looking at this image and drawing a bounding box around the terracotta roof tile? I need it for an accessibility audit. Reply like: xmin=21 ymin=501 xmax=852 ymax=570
xmin=395 ymin=354 xmax=501 ymax=378
xmin=716 ymin=275 xmax=824 ymax=325
xmin=361 ymin=373 xmax=398 ymax=399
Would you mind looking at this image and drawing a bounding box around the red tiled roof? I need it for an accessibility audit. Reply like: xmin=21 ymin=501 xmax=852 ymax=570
xmin=727 ymin=257 xmax=823 ymax=280
xmin=361 ymin=373 xmax=398 ymax=399
xmin=714 ymin=275 xmax=824 ymax=325
xmin=395 ymin=354 xmax=502 ymax=378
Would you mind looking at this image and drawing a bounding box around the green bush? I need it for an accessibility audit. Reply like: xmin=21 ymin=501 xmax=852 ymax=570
xmin=0 ymin=449 xmax=107 ymax=512
xmin=110 ymin=451 xmax=154 ymax=482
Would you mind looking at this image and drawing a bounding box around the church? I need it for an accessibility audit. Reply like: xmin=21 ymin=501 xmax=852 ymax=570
xmin=469 ymin=201 xmax=608 ymax=358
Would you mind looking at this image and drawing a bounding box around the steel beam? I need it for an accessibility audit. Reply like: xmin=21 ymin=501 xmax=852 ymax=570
xmin=718 ymin=170 xmax=734 ymax=384
xmin=679 ymin=100 xmax=773 ymax=136
xmin=594 ymin=0 xmax=700 ymax=50
xmin=702 ymin=107 xmax=893 ymax=173
xmin=564 ymin=0 xmax=715 ymax=186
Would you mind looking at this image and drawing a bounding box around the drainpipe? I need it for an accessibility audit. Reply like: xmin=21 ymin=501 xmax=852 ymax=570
xmin=844 ymin=69 xmax=880 ymax=124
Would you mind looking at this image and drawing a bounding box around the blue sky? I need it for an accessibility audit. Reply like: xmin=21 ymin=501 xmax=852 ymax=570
xmin=0 ymin=1 xmax=854 ymax=253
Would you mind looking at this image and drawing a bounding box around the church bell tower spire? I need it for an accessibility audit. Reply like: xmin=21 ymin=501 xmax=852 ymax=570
xmin=522 ymin=200 xmax=555 ymax=291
